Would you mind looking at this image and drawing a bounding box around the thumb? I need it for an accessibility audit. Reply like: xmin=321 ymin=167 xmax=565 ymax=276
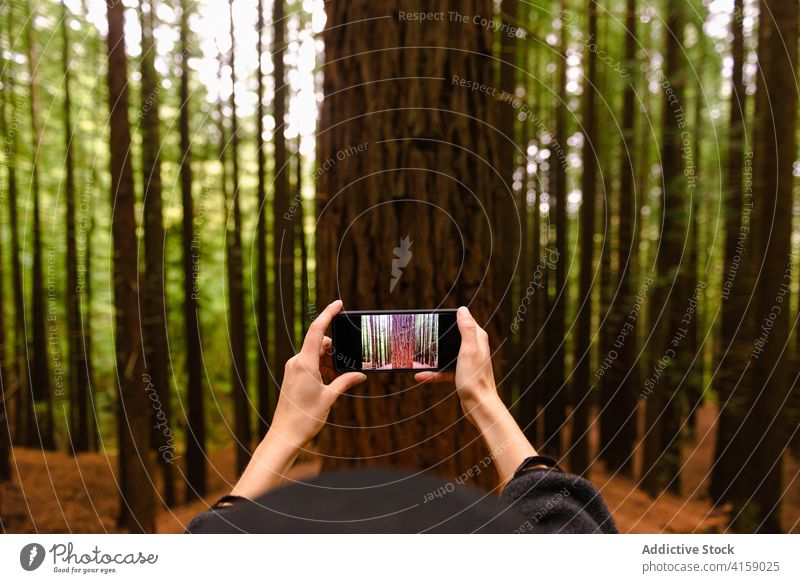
xmin=328 ymin=372 xmax=368 ymax=395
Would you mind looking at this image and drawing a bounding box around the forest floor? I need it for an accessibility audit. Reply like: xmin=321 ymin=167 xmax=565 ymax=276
xmin=1 ymin=405 xmax=798 ymax=533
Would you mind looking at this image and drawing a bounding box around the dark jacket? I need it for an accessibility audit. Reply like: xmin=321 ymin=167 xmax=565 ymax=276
xmin=186 ymin=466 xmax=618 ymax=534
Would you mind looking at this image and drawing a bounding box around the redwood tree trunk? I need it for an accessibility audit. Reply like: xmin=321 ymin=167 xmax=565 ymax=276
xmin=62 ymin=0 xmax=90 ymax=454
xmin=105 ymin=0 xmax=156 ymax=532
xmin=179 ymin=0 xmax=206 ymax=500
xmin=316 ymin=0 xmax=503 ymax=487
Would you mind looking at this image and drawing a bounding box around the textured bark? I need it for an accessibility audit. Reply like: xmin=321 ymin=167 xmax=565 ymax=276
xmin=179 ymin=0 xmax=206 ymax=500
xmin=642 ymin=0 xmax=689 ymax=496
xmin=255 ymin=0 xmax=270 ymax=439
xmin=0 ymin=31 xmax=10 ymax=478
xmin=62 ymin=0 xmax=90 ymax=454
xmin=316 ymin=0 xmax=502 ymax=487
xmin=570 ymin=0 xmax=599 ymax=475
xmin=731 ymin=0 xmax=798 ymax=532
xmin=25 ymin=0 xmax=54 ymax=450
xmin=272 ymin=0 xmax=295 ymax=390
xmin=227 ymin=0 xmax=252 ymax=474
xmin=138 ymin=0 xmax=174 ymax=506
xmin=600 ymin=0 xmax=639 ymax=476
xmin=710 ymin=0 xmax=750 ymax=505
xmin=1 ymin=1 xmax=31 ymax=449
xmin=105 ymin=0 xmax=156 ymax=532
xmin=295 ymin=141 xmax=310 ymax=334
xmin=542 ymin=1 xmax=569 ymax=457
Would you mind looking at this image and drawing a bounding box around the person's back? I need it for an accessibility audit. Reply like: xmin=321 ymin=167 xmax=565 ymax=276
xmin=186 ymin=302 xmax=618 ymax=534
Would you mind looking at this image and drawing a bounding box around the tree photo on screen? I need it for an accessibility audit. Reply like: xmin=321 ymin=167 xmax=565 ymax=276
xmin=361 ymin=314 xmax=438 ymax=370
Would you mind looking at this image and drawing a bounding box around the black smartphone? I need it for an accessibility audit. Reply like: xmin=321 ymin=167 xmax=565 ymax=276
xmin=332 ymin=309 xmax=460 ymax=372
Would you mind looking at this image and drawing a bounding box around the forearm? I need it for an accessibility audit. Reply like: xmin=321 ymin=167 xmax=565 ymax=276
xmin=469 ymin=395 xmax=537 ymax=488
xmin=229 ymin=431 xmax=301 ymax=500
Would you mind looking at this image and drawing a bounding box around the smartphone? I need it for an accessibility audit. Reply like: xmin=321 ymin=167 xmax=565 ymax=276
xmin=332 ymin=309 xmax=460 ymax=372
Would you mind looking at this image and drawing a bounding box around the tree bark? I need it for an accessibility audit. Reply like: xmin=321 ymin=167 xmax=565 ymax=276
xmin=731 ymin=0 xmax=798 ymax=532
xmin=255 ymin=0 xmax=270 ymax=439
xmin=600 ymin=0 xmax=639 ymax=476
xmin=570 ymin=0 xmax=599 ymax=475
xmin=272 ymin=0 xmax=295 ymax=390
xmin=105 ymin=0 xmax=157 ymax=532
xmin=179 ymin=0 xmax=206 ymax=500
xmin=316 ymin=0 xmax=502 ymax=487
xmin=61 ymin=0 xmax=90 ymax=454
xmin=25 ymin=0 xmax=55 ymax=450
xmin=138 ymin=0 xmax=174 ymax=507
xmin=642 ymin=0 xmax=690 ymax=496
xmin=710 ymin=0 xmax=750 ymax=505
xmin=227 ymin=0 xmax=252 ymax=474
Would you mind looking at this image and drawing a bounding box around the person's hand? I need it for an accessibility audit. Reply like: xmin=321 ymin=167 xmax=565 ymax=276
xmin=270 ymin=300 xmax=367 ymax=448
xmin=414 ymin=306 xmax=502 ymax=425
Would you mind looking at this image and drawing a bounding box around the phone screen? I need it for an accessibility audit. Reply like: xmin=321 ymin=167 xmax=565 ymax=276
xmin=332 ymin=310 xmax=460 ymax=372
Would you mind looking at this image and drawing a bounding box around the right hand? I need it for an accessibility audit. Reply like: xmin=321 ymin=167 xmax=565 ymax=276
xmin=414 ymin=306 xmax=501 ymax=424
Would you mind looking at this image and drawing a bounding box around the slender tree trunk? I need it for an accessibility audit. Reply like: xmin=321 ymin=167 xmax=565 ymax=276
xmin=1 ymin=1 xmax=30 ymax=450
xmin=179 ymin=0 xmax=206 ymax=500
xmin=139 ymin=0 xmax=174 ymax=507
xmin=570 ymin=0 xmax=599 ymax=475
xmin=600 ymin=0 xmax=639 ymax=476
xmin=316 ymin=0 xmax=502 ymax=487
xmin=542 ymin=1 xmax=569 ymax=457
xmin=25 ymin=0 xmax=54 ymax=450
xmin=731 ymin=0 xmax=798 ymax=532
xmin=272 ymin=0 xmax=295 ymax=390
xmin=62 ymin=0 xmax=90 ymax=454
xmin=227 ymin=0 xmax=252 ymax=474
xmin=642 ymin=0 xmax=689 ymax=496
xmin=710 ymin=0 xmax=749 ymax=505
xmin=295 ymin=140 xmax=310 ymax=334
xmin=105 ymin=0 xmax=156 ymax=532
xmin=255 ymin=0 xmax=271 ymax=439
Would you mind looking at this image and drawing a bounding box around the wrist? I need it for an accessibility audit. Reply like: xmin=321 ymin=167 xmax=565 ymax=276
xmin=463 ymin=391 xmax=506 ymax=428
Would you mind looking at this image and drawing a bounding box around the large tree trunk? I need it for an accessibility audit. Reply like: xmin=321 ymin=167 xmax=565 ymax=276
xmin=1 ymin=1 xmax=31 ymax=452
xmin=272 ymin=0 xmax=295 ymax=391
xmin=316 ymin=1 xmax=503 ymax=487
xmin=731 ymin=0 xmax=798 ymax=532
xmin=542 ymin=1 xmax=569 ymax=457
xmin=295 ymin=140 xmax=310 ymax=334
xmin=179 ymin=0 xmax=206 ymax=500
xmin=600 ymin=0 xmax=639 ymax=476
xmin=105 ymin=0 xmax=156 ymax=532
xmin=570 ymin=0 xmax=599 ymax=475
xmin=227 ymin=0 xmax=251 ymax=474
xmin=710 ymin=0 xmax=750 ymax=505
xmin=139 ymin=0 xmax=174 ymax=507
xmin=62 ymin=0 xmax=90 ymax=454
xmin=25 ymin=0 xmax=55 ymax=450
xmin=255 ymin=0 xmax=271 ymax=439
xmin=642 ymin=0 xmax=690 ymax=496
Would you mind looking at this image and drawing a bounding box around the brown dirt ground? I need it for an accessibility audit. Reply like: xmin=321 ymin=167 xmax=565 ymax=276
xmin=1 ymin=405 xmax=797 ymax=533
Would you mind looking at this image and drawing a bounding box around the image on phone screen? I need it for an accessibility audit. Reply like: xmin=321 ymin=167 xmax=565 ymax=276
xmin=332 ymin=309 xmax=459 ymax=372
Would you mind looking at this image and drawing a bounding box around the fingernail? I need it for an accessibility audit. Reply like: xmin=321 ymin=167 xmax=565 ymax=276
xmin=458 ymin=306 xmax=469 ymax=317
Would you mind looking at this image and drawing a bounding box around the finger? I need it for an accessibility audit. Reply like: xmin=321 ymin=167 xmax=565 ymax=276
xmin=457 ymin=305 xmax=479 ymax=346
xmin=327 ymin=372 xmax=367 ymax=395
xmin=301 ymin=300 xmax=343 ymax=358
xmin=320 ymin=336 xmax=332 ymax=357
xmin=414 ymin=371 xmax=455 ymax=384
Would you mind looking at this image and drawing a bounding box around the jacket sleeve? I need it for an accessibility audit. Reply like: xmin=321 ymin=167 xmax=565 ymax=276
xmin=501 ymin=469 xmax=619 ymax=533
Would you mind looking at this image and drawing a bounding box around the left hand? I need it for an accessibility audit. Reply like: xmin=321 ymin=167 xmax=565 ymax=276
xmin=270 ymin=299 xmax=367 ymax=449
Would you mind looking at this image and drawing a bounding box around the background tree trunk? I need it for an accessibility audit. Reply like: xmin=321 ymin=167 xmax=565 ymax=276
xmin=272 ymin=0 xmax=295 ymax=391
xmin=316 ymin=0 xmax=503 ymax=487
xmin=25 ymin=0 xmax=54 ymax=450
xmin=179 ymin=0 xmax=206 ymax=500
xmin=570 ymin=0 xmax=599 ymax=475
xmin=139 ymin=0 xmax=174 ymax=507
xmin=227 ymin=0 xmax=252 ymax=474
xmin=105 ymin=0 xmax=156 ymax=532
